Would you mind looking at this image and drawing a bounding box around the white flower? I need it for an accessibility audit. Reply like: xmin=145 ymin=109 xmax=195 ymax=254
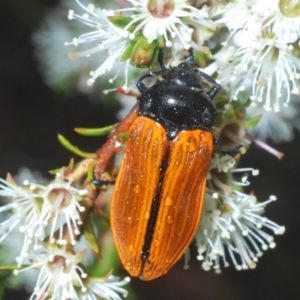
xmin=215 ymin=0 xmax=262 ymax=36
xmin=16 ymin=245 xmax=87 ymax=300
xmin=0 ymin=168 xmax=46 ymax=290
xmin=33 ymin=170 xmax=88 ymax=245
xmin=0 ymin=169 xmax=87 ymax=265
xmin=80 ymin=275 xmax=130 ymax=300
xmin=14 ymin=167 xmax=45 ymax=184
xmin=217 ymin=0 xmax=300 ymax=44
xmin=67 ymin=1 xmax=135 ymax=88
xmin=17 ymin=243 xmax=130 ymax=300
xmin=0 ymin=226 xmax=39 ymax=292
xmin=193 ymin=152 xmax=284 ymax=273
xmin=246 ymin=100 xmax=298 ymax=142
xmin=32 ymin=0 xmax=107 ymax=95
xmin=114 ymin=0 xmax=215 ymax=51
xmin=196 ymin=189 xmax=285 ymax=273
xmin=207 ymin=31 xmax=300 ymax=111
xmin=207 ymin=153 xmax=236 ymax=175
xmin=210 ymin=0 xmax=300 ymax=111
xmin=0 ymin=177 xmax=45 ymax=266
xmin=249 ymin=0 xmax=300 ymax=44
xmin=207 ymin=153 xmax=259 ymax=192
xmin=67 ymin=0 xmax=216 ymax=87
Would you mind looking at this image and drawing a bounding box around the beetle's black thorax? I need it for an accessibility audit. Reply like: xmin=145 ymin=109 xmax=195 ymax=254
xmin=137 ymin=62 xmax=217 ymax=140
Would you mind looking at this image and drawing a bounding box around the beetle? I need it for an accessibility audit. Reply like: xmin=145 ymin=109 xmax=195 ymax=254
xmin=95 ymin=50 xmax=221 ymax=280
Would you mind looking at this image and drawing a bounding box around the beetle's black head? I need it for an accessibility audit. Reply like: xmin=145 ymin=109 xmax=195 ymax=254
xmin=138 ymin=61 xmax=218 ymax=140
xmin=162 ymin=62 xmax=203 ymax=89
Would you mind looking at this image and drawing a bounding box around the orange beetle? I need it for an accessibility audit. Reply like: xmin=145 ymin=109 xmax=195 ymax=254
xmin=93 ymin=51 xmax=220 ymax=280
xmin=109 ymin=51 xmax=219 ymax=280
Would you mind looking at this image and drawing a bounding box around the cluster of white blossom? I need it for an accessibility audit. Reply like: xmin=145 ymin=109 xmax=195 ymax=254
xmin=208 ymin=0 xmax=300 ymax=142
xmin=196 ymin=153 xmax=285 ymax=273
xmin=0 ymin=170 xmax=129 ymax=299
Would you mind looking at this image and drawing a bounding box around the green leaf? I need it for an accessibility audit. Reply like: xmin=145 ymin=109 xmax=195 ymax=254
xmin=121 ymin=42 xmax=136 ymax=61
xmin=73 ymin=249 xmax=88 ymax=264
xmin=157 ymin=36 xmax=165 ymax=48
xmin=87 ymin=165 xmax=94 ymax=182
xmin=90 ymin=231 xmax=119 ymax=277
xmin=245 ymin=114 xmax=262 ymax=129
xmin=215 ymin=93 xmax=230 ymax=105
xmin=0 ymin=265 xmax=26 ymax=271
xmin=118 ymin=132 xmax=128 ymax=143
xmin=49 ymin=167 xmax=62 ymax=175
xmin=83 ymin=215 xmax=102 ymax=258
xmin=221 ymin=104 xmax=236 ymax=120
xmin=126 ymin=284 xmax=138 ymax=300
xmin=108 ymin=16 xmax=133 ymax=29
xmin=237 ymin=90 xmax=251 ymax=103
xmin=0 ymin=283 xmax=5 ymax=300
xmin=147 ymin=45 xmax=160 ymax=69
xmin=57 ymin=134 xmax=96 ymax=158
xmin=194 ymin=49 xmax=213 ymax=68
xmin=49 ymin=159 xmax=75 ymax=175
xmin=292 ymin=43 xmax=300 ymax=57
xmin=74 ymin=124 xmax=117 ymax=136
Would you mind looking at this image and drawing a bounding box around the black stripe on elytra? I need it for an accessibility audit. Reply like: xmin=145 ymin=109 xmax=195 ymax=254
xmin=140 ymin=152 xmax=169 ymax=273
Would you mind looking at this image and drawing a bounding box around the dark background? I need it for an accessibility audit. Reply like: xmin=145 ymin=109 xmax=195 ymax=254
xmin=0 ymin=1 xmax=299 ymax=299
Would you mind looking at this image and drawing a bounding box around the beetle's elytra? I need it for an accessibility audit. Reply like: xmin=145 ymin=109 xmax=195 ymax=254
xmin=111 ymin=51 xmax=219 ymax=280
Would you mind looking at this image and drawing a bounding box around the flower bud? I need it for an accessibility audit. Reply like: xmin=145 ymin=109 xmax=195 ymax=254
xmin=131 ymin=36 xmax=159 ymax=68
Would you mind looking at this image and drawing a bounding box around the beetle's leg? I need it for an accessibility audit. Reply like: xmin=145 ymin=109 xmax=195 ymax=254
xmin=137 ymin=72 xmax=155 ymax=93
xmin=149 ymin=68 xmax=170 ymax=78
xmin=213 ymin=138 xmax=223 ymax=149
xmin=137 ymin=48 xmax=170 ymax=93
xmin=198 ymin=71 xmax=220 ymax=100
xmin=188 ymin=48 xmax=195 ymax=65
xmin=137 ymin=49 xmax=169 ymax=93
xmin=206 ymin=85 xmax=220 ymax=101
xmin=198 ymin=71 xmax=219 ymax=89
xmin=220 ymin=145 xmax=244 ymax=156
xmin=188 ymin=48 xmax=219 ymax=100
xmin=158 ymin=48 xmax=167 ymax=70
xmin=213 ymin=138 xmax=244 ymax=156
xmin=137 ymin=70 xmax=168 ymax=93
xmin=91 ymin=179 xmax=115 ymax=186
